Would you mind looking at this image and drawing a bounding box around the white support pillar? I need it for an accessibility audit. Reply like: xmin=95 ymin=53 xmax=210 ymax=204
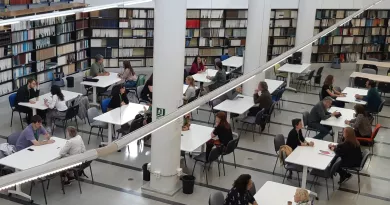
xmin=296 ymin=0 xmax=318 ymax=63
xmin=242 ymin=0 xmax=271 ymax=96
xmin=142 ymin=0 xmax=186 ymax=195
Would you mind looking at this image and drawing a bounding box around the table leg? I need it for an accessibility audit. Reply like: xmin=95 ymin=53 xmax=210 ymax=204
xmin=355 ymin=64 xmax=360 ymax=72
xmin=108 ymin=123 xmax=112 ymax=144
xmin=226 ymin=112 xmax=231 ymax=123
xmin=32 ymin=108 xmax=37 ymax=116
xmin=8 ymin=169 xmax=31 ymax=201
xmin=92 ymin=87 xmax=97 ymax=105
xmin=285 ymin=72 xmax=297 ymax=92
xmin=301 ymin=166 xmax=308 ymax=189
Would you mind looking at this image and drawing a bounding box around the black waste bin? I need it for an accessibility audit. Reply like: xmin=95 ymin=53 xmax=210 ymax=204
xmin=142 ymin=163 xmax=150 ymax=181
xmin=182 ymin=175 xmax=195 ymax=194
xmin=66 ymin=77 xmax=74 ymax=88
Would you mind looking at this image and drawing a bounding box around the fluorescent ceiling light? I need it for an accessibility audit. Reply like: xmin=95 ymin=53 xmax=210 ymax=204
xmin=123 ymin=0 xmax=152 ymax=6
xmin=0 ymin=21 xmax=20 ymax=27
xmin=30 ymin=12 xmax=75 ymax=21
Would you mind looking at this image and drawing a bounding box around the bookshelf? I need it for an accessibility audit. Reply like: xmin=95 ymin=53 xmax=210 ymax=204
xmin=268 ymin=9 xmax=298 ymax=61
xmin=311 ymin=9 xmax=390 ymax=63
xmin=0 ymin=0 xmax=74 ymax=10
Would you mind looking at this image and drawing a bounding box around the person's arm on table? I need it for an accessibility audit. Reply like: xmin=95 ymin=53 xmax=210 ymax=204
xmin=59 ymin=141 xmax=71 ymax=157
xmin=253 ymin=90 xmax=261 ymax=104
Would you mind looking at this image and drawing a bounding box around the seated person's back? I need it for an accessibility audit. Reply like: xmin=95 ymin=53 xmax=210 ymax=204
xmin=60 ymin=127 xmax=86 ymax=157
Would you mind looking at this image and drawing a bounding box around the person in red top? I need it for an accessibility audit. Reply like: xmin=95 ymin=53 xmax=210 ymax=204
xmin=189 ymin=56 xmax=207 ymax=75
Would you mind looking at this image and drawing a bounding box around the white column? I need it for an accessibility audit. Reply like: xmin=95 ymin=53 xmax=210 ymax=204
xmin=147 ymin=0 xmax=186 ymax=195
xmin=242 ymin=0 xmax=271 ymax=96
xmin=296 ymin=0 xmax=318 ymax=63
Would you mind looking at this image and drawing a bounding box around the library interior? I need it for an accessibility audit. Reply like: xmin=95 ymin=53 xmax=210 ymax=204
xmin=0 ymin=0 xmax=390 ymax=205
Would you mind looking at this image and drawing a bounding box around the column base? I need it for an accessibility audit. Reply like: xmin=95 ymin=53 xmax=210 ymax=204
xmin=141 ymin=181 xmax=182 ymax=196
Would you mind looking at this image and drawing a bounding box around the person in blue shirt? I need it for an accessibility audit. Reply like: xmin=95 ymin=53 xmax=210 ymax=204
xmin=355 ymin=80 xmax=382 ymax=113
xmin=16 ymin=115 xmax=54 ymax=151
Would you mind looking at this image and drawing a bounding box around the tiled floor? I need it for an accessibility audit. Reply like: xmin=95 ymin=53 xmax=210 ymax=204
xmin=1 ymin=64 xmax=390 ymax=205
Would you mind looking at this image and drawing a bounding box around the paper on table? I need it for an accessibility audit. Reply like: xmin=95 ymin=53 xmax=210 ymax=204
xmin=319 ymin=150 xmax=335 ymax=157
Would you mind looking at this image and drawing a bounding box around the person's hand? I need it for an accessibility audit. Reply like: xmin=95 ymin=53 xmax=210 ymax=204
xmin=121 ymin=102 xmax=126 ymax=106
xmin=47 ymin=139 xmax=55 ymax=144
xmin=29 ymin=99 xmax=36 ymax=104
xmin=309 ymin=141 xmax=314 ymax=147
xmin=254 ymin=89 xmax=259 ymax=94
xmin=345 ymin=120 xmax=350 ymax=125
xmin=355 ymin=94 xmax=361 ymax=99
xmin=202 ymin=58 xmax=207 ymax=64
xmin=206 ymin=76 xmax=210 ymax=79
xmin=331 ymin=111 xmax=340 ymax=116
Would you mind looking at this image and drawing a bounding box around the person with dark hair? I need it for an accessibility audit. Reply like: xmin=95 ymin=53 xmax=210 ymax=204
xmin=44 ymin=85 xmax=68 ymax=133
xmin=247 ymin=81 xmax=273 ymax=131
xmin=141 ymin=74 xmax=153 ymax=102
xmin=15 ymin=115 xmax=53 ymax=151
xmin=329 ymin=127 xmax=362 ymax=184
xmin=224 ymin=174 xmax=258 ymax=205
xmin=118 ymin=60 xmax=137 ymax=88
xmin=90 ymin=54 xmax=109 ymax=77
xmin=321 ymin=75 xmax=345 ymax=107
xmin=108 ymin=84 xmax=129 ymax=110
xmin=206 ymin=61 xmax=227 ymax=92
xmin=345 ymin=104 xmax=372 ymax=138
xmin=189 ymin=56 xmax=206 ymax=75
xmin=15 ymin=78 xmax=40 ymax=124
xmin=355 ymin=80 xmax=381 ymax=113
xmin=205 ymin=112 xmax=233 ymax=160
xmin=287 ymin=118 xmax=314 ymax=151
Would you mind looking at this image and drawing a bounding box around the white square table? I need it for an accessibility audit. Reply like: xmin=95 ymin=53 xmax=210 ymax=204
xmin=0 ymin=137 xmax=67 ymax=200
xmin=18 ymin=90 xmax=82 ymax=116
xmin=214 ymin=94 xmax=254 ymax=123
xmin=278 ymin=63 xmax=311 ymax=92
xmin=254 ymin=181 xmax=314 ymax=205
xmin=192 ymin=69 xmax=230 ymax=83
xmin=265 ymin=79 xmax=284 ymax=94
xmin=222 ymin=56 xmax=243 ymax=72
xmin=285 ymin=138 xmax=336 ymax=190
xmin=320 ymin=107 xmax=355 ymax=143
xmin=356 ymin=60 xmax=390 ymax=72
xmin=80 ymin=72 xmax=121 ymax=105
xmin=181 ymin=124 xmax=214 ymax=152
xmin=93 ymin=102 xmax=148 ymax=145
xmin=336 ymin=87 xmax=367 ymax=105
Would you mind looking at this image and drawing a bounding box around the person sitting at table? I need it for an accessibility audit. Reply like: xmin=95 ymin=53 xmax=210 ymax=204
xmin=59 ymin=126 xmax=86 ymax=185
xmin=287 ymin=119 xmax=314 ymax=151
xmin=108 ymin=84 xmax=129 ymax=111
xmin=224 ymin=174 xmax=258 ymax=205
xmin=90 ymin=54 xmax=109 ymax=77
xmin=118 ymin=60 xmax=137 ymax=88
xmin=206 ymin=61 xmax=227 ymax=92
xmin=308 ymin=96 xmax=340 ymax=140
xmin=44 ymin=85 xmax=68 ymax=133
xmin=329 ymin=127 xmax=362 ymax=184
xmin=293 ymin=188 xmax=311 ymax=205
xmin=355 ymin=80 xmax=382 ymax=113
xmin=183 ymin=76 xmax=196 ymax=104
xmin=182 ymin=113 xmax=191 ymax=131
xmin=321 ymin=75 xmax=345 ymax=108
xmin=247 ymin=81 xmax=272 ymax=131
xmin=140 ymin=74 xmax=153 ymax=102
xmin=345 ymin=104 xmax=372 ymax=138
xmin=15 ymin=78 xmax=40 ymax=124
xmin=15 ymin=115 xmax=54 ymax=151
xmin=189 ymin=56 xmax=206 ymax=75
xmin=206 ymin=112 xmax=233 ymax=160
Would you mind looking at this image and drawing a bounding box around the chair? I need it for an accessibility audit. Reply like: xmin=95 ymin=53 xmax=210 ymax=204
xmin=191 ymin=147 xmax=221 ymax=184
xmin=356 ymin=124 xmax=381 ymax=154
xmin=97 ymin=86 xmax=111 ymax=102
xmin=7 ymin=131 xmax=22 ymax=146
xmin=240 ymin=109 xmax=265 ymax=141
xmin=87 ymin=107 xmax=108 ymax=144
xmin=362 ymin=64 xmax=378 ymax=74
xmin=371 ymin=99 xmax=385 ymax=124
xmin=128 ymin=74 xmax=147 ymax=96
xmin=302 ymin=111 xmax=319 ymax=137
xmin=309 ymin=157 xmax=342 ymax=200
xmin=313 ymin=67 xmax=324 ymax=87
xmin=220 ymin=138 xmax=239 ymax=175
xmin=208 ymin=98 xmax=222 ymax=124
xmin=83 ymin=71 xmax=93 ymax=96
xmin=362 ymin=68 xmax=377 ymax=75
xmin=272 ymin=134 xmax=285 ymax=175
xmin=274 ymin=64 xmax=287 ymax=81
xmin=281 ymin=151 xmax=303 ymax=186
xmin=264 ymin=102 xmax=277 ymax=131
xmin=100 ymin=98 xmax=111 ymax=113
xmin=209 ymin=191 xmax=224 ymax=205
xmin=343 ymin=149 xmax=370 ymax=193
xmin=272 ymin=88 xmax=285 ymax=112
xmin=354 ymin=77 xmax=368 ymax=88
xmin=387 ymin=68 xmax=390 ymax=76
xmin=378 ymin=82 xmax=390 ymax=97
xmin=53 ymin=105 xmax=79 ymax=137
xmin=29 ymin=174 xmax=60 ymax=204
xmin=136 ymin=85 xmax=149 ymax=104
xmin=249 ymin=182 xmax=256 ymax=196
xmin=9 ymin=93 xmax=24 ymax=128
xmin=319 ymin=90 xmax=323 ymax=101
xmin=296 ymin=70 xmax=315 ymax=93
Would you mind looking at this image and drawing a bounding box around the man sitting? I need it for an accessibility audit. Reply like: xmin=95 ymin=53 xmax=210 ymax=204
xmin=16 ymin=115 xmax=54 ymax=151
xmin=355 ymin=80 xmax=382 ymax=113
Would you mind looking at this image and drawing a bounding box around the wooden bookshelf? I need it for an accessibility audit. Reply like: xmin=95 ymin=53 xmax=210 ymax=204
xmin=268 ymin=9 xmax=298 ymax=61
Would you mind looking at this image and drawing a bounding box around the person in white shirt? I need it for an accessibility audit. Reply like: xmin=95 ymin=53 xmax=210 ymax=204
xmin=44 ymin=85 xmax=68 ymax=133
xmin=59 ymin=126 xmax=86 ymax=185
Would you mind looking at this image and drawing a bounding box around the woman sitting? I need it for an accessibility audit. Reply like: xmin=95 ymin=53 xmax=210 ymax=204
xmin=118 ymin=60 xmax=137 ymax=88
xmin=321 ymin=75 xmax=345 ymax=107
xmin=345 ymin=104 xmax=372 ymax=138
xmin=224 ymin=174 xmax=258 ymax=205
xmin=329 ymin=127 xmax=363 ymax=184
xmin=140 ymin=74 xmax=153 ymax=103
xmin=286 ymin=118 xmax=314 ymax=150
xmin=108 ymin=84 xmax=129 ymax=111
xmin=206 ymin=112 xmax=233 ymax=160
xmin=293 ymin=188 xmax=311 ymax=205
xmin=183 ymin=76 xmax=196 ymax=103
xmin=206 ymin=61 xmax=227 ymax=92
xmin=44 ymin=85 xmax=68 ymax=133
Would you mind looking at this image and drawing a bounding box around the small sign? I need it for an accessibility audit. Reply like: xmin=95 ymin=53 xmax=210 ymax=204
xmin=156 ymin=107 xmax=166 ymax=119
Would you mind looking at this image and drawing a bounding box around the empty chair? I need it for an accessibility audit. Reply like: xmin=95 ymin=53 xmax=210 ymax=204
xmin=310 ymin=157 xmax=342 ymax=200
xmin=53 ymin=105 xmax=79 ymax=137
xmin=220 ymin=138 xmax=239 ymax=175
xmin=302 ymin=111 xmax=319 ymax=137
xmin=208 ymin=98 xmax=222 ymax=124
xmin=274 ymin=64 xmax=287 ymax=81
xmin=240 ymin=109 xmax=265 ymax=141
xmin=272 ymin=134 xmax=286 ymax=175
xmin=209 ymin=192 xmax=224 ymax=205
xmin=136 ymin=85 xmax=149 ymax=104
xmin=343 ymin=149 xmax=370 ymax=193
xmin=272 ymin=88 xmax=285 ymax=111
xmin=127 ymin=74 xmax=146 ymax=94
xmin=378 ymin=82 xmax=390 ymax=97
xmin=362 ymin=68 xmax=377 ymax=75
xmin=372 ymin=99 xmax=385 ymax=124
xmin=87 ymin=107 xmax=108 ymax=144
xmin=191 ymin=147 xmax=221 ymax=184
xmin=354 ymin=77 xmax=368 ymax=88
xmin=319 ymin=90 xmax=323 ymax=101
xmin=281 ymin=151 xmax=303 ymax=186
xmin=313 ymin=66 xmax=324 ymax=87
xmin=362 ymin=64 xmax=378 ymax=74
xmin=296 ymin=70 xmax=315 ymax=93
xmin=9 ymin=93 xmax=24 ymax=128
xmin=264 ymin=102 xmax=277 ymax=131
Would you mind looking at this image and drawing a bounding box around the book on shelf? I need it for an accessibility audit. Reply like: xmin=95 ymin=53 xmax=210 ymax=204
xmin=90 ymin=9 xmax=118 ymax=18
xmin=201 ymin=20 xmax=223 ymax=28
xmin=186 ymin=20 xmax=200 ymax=28
xmin=13 ymin=66 xmax=31 ymax=79
xmin=56 ymin=22 xmax=74 ymax=35
xmin=146 ymin=58 xmax=153 ymax=67
xmin=35 ymin=26 xmax=55 ymax=39
xmin=12 ymin=42 xmax=33 ymax=55
xmin=187 ymin=10 xmax=200 ymax=19
xmin=76 ymin=60 xmax=89 ymax=71
xmin=76 ymin=20 xmax=89 ymax=30
xmin=11 ymin=30 xmax=34 ymax=43
xmin=92 ymin=29 xmax=119 ymax=37
xmin=57 ymin=43 xmax=75 ymax=56
xmin=90 ymin=19 xmax=118 ymax=28
xmin=225 ymin=20 xmax=247 ymax=28
xmin=130 ymin=20 xmax=146 ymax=28
xmin=13 ymin=52 xmax=31 ymax=66
xmin=76 ymin=39 xmax=89 ymax=51
xmin=36 ymin=47 xmax=56 ymax=61
xmin=0 ymin=58 xmax=12 ymax=70
xmin=199 ymin=48 xmax=222 ymax=56
xmin=186 ymin=29 xmax=200 ymax=37
xmin=200 ymin=10 xmax=224 ymax=19
xmin=275 ymin=10 xmax=298 ymax=19
xmin=119 ymin=39 xmax=146 ymax=47
xmin=185 ymin=48 xmax=199 ymax=57
xmin=200 ymin=29 xmax=225 ymax=37
xmin=226 ymin=10 xmax=247 ymax=19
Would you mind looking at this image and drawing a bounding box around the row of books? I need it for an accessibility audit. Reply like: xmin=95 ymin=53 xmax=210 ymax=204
xmin=272 ymin=38 xmax=295 ymax=46
xmin=13 ymin=66 xmax=31 ymax=79
xmin=13 ymin=52 xmax=31 ymax=66
xmin=92 ymin=29 xmax=118 ymax=37
xmin=0 ymin=82 xmax=12 ymax=95
xmin=273 ymin=10 xmax=298 ymax=19
xmin=201 ymin=20 xmax=224 ymax=28
xmin=199 ymin=38 xmax=225 ymax=47
xmin=90 ymin=9 xmax=118 ymax=18
xmin=186 ymin=29 xmax=200 ymax=37
xmin=35 ymin=37 xmax=52 ymax=49
xmin=226 ymin=10 xmax=247 ymax=19
xmin=56 ymin=22 xmax=74 ymax=35
xmin=76 ymin=39 xmax=89 ymax=51
xmin=312 ymin=45 xmax=362 ymax=53
xmin=364 ymin=36 xmax=386 ymax=44
xmin=186 ymin=20 xmax=200 ymax=29
xmin=225 ymin=20 xmax=247 ymax=28
xmin=12 ymin=42 xmax=33 ymax=55
xmin=36 ymin=47 xmax=56 ymax=61
xmin=0 ymin=58 xmax=12 ymax=70
xmin=11 ymin=21 xmax=30 ymax=32
xmin=185 ymin=38 xmax=197 ymax=47
xmin=57 ymin=33 xmax=72 ymax=45
xmin=119 ymin=39 xmax=146 ymax=47
xmin=77 ymin=30 xmax=86 ymax=40
xmin=273 ymin=19 xmax=297 ymax=28
xmin=62 ymin=63 xmax=76 ymax=76
xmin=366 ymin=10 xmax=389 ymax=18
xmin=57 ymin=43 xmax=75 ymax=56
xmin=34 ymin=18 xmax=56 ymax=28
xmin=200 ymin=29 xmax=225 ymax=37
xmin=230 ymin=39 xmax=245 ymax=46
xmin=272 ymin=28 xmax=296 ymax=36
xmin=77 ymin=50 xmax=87 ymax=60
xmin=0 ymin=70 xmax=12 ymax=83
xmin=91 ymin=39 xmax=118 ymax=47
xmin=185 ymin=48 xmax=199 ymax=56
xmin=199 ymin=48 xmax=223 ymax=56
xmin=76 ymin=20 xmax=89 ymax=30
xmin=226 ymin=28 xmax=246 ymax=37
xmin=316 ymin=10 xmax=349 ymax=19
xmin=317 ymin=36 xmax=363 ymax=45
xmin=77 ymin=60 xmax=89 ymax=71
xmin=119 ymin=9 xmax=154 ymax=19
xmin=90 ymin=19 xmax=118 ymax=28
xmin=35 ymin=26 xmax=55 ymax=38
xmin=112 ymin=48 xmax=145 ymax=57
xmin=11 ymin=30 xmax=34 ymax=43
xmin=15 ymin=75 xmax=30 ymax=89
xmin=363 ymin=45 xmax=383 ymax=53
xmin=37 ymin=71 xmax=54 ymax=84
xmin=0 ymin=33 xmax=11 ymax=47
xmin=200 ymin=10 xmax=224 ymax=19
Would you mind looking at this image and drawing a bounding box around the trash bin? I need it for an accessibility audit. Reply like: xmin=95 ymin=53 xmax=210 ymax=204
xmin=66 ymin=77 xmax=75 ymax=88
xmin=182 ymin=175 xmax=195 ymax=194
xmin=142 ymin=163 xmax=150 ymax=181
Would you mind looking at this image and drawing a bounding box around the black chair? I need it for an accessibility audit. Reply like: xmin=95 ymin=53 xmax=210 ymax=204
xmin=319 ymin=90 xmax=323 ymax=101
xmin=313 ymin=67 xmax=324 ymax=87
xmin=354 ymin=77 xmax=368 ymax=88
xmin=302 ymin=111 xmax=319 ymax=137
xmin=97 ymin=86 xmax=111 ymax=103
xmin=240 ymin=109 xmax=265 ymax=141
xmin=86 ymin=107 xmax=108 ymax=144
xmin=310 ymin=157 xmax=342 ymax=200
xmin=371 ymin=99 xmax=385 ymax=124
xmin=181 ymin=151 xmax=187 ymax=167
xmin=272 ymin=134 xmax=285 ymax=175
xmin=191 ymin=148 xmax=221 ymax=184
xmin=296 ymin=70 xmax=315 ymax=93
xmin=9 ymin=93 xmax=24 ymax=128
xmin=281 ymin=151 xmax=303 ymax=186
xmin=264 ymin=102 xmax=277 ymax=132
xmin=29 ymin=174 xmax=60 ymax=204
xmin=343 ymin=149 xmax=370 ymax=193
xmin=53 ymin=105 xmax=79 ymax=137
xmin=378 ymin=82 xmax=390 ymax=97
xmin=362 ymin=64 xmax=378 ymax=74
xmin=208 ymin=98 xmax=222 ymax=124
xmin=220 ymin=138 xmax=239 ymax=175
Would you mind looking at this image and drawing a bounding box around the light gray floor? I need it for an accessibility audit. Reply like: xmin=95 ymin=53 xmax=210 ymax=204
xmin=1 ymin=64 xmax=390 ymax=205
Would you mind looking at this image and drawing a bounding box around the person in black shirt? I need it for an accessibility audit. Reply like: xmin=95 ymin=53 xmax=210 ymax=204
xmin=321 ymin=75 xmax=345 ymax=108
xmin=205 ymin=112 xmax=233 ymax=160
xmin=15 ymin=78 xmax=40 ymax=124
xmin=108 ymin=84 xmax=129 ymax=111
xmin=224 ymin=174 xmax=258 ymax=205
xmin=140 ymin=74 xmax=153 ymax=102
xmin=329 ymin=127 xmax=363 ymax=184
xmin=286 ymin=119 xmax=314 ymax=150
